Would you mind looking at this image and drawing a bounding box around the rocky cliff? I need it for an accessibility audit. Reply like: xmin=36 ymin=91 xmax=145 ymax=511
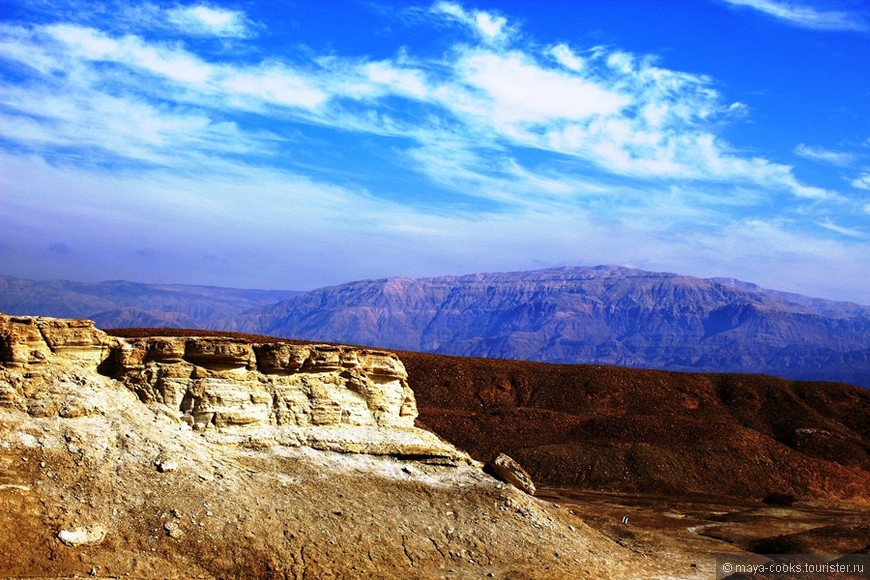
xmin=0 ymin=314 xmax=458 ymax=459
xmin=3 ymin=313 xmax=685 ymax=578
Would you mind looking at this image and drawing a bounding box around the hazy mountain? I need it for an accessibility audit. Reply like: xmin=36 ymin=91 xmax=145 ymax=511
xmin=0 ymin=275 xmax=299 ymax=328
xmin=231 ymin=266 xmax=870 ymax=387
xmin=4 ymin=266 xmax=869 ymax=387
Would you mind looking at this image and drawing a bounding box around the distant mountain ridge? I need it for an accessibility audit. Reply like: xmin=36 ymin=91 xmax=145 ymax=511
xmin=0 ymin=275 xmax=299 ymax=328
xmin=228 ymin=266 xmax=870 ymax=388
xmin=3 ymin=266 xmax=869 ymax=387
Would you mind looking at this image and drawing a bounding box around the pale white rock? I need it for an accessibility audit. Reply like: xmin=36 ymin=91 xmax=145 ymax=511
xmin=57 ymin=525 xmax=107 ymax=546
xmin=0 ymin=313 xmax=468 ymax=460
xmin=155 ymin=457 xmax=179 ymax=473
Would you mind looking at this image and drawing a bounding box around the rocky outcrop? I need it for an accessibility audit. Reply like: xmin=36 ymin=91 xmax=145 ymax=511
xmin=1 ymin=313 xmax=666 ymax=579
xmin=487 ymin=453 xmax=536 ymax=495
xmin=0 ymin=315 xmax=113 ymax=368
xmin=0 ymin=314 xmax=460 ymax=459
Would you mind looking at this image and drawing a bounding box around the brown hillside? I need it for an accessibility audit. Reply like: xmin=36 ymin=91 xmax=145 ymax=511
xmin=107 ymin=328 xmax=870 ymax=503
xmin=401 ymin=352 xmax=869 ymax=502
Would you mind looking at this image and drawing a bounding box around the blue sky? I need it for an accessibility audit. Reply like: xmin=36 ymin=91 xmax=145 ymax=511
xmin=1 ymin=0 xmax=869 ymax=303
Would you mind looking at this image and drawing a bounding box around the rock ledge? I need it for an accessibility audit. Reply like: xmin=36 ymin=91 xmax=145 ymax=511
xmin=0 ymin=314 xmax=464 ymax=459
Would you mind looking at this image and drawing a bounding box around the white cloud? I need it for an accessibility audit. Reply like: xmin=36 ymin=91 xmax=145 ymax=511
xmin=0 ymin=85 xmax=262 ymax=165
xmin=0 ymin=0 xmax=854 ymax=286
xmin=431 ymin=2 xmax=511 ymax=43
xmin=720 ymin=0 xmax=868 ymax=31
xmin=794 ymin=143 xmax=855 ymax=166
xmin=2 ymin=9 xmax=838 ymax=206
xmin=415 ymin=42 xmax=830 ymax=199
xmin=455 ymin=50 xmax=628 ymax=125
xmin=549 ymin=44 xmax=584 ymax=72
xmin=165 ymin=5 xmax=252 ymax=38
xmin=220 ymin=65 xmax=328 ymax=109
xmin=361 ymin=61 xmax=429 ymax=99
xmin=45 ymin=24 xmax=214 ymax=84
xmin=852 ymin=173 xmax=870 ymax=190
xmin=816 ymin=218 xmax=867 ymax=238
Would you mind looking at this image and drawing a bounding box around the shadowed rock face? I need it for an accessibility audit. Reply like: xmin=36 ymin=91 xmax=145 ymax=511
xmin=0 ymin=314 xmax=458 ymax=459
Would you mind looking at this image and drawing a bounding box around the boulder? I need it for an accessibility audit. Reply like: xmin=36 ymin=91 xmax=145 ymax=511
xmin=487 ymin=453 xmax=536 ymax=495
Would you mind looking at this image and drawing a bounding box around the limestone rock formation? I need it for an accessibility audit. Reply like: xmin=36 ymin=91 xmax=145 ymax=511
xmin=1 ymin=313 xmax=684 ymax=578
xmin=0 ymin=314 xmax=459 ymax=459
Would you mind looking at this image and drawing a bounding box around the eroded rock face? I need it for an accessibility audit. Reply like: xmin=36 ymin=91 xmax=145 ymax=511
xmin=0 ymin=315 xmax=114 ymax=368
xmin=0 ymin=314 xmax=458 ymax=459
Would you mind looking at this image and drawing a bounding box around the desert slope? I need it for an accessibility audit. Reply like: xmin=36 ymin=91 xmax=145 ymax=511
xmin=401 ymin=351 xmax=870 ymax=503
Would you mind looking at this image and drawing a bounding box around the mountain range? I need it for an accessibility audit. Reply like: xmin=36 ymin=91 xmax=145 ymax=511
xmin=228 ymin=266 xmax=870 ymax=388
xmin=3 ymin=266 xmax=869 ymax=387
xmin=0 ymin=275 xmax=298 ymax=328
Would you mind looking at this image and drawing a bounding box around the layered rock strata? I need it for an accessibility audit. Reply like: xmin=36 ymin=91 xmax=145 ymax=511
xmin=0 ymin=314 xmax=462 ymax=459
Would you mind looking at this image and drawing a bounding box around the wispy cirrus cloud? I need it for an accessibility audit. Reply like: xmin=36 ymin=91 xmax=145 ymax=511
xmin=816 ymin=218 xmax=868 ymax=239
xmin=1 ymin=1 xmax=866 ymax=300
xmin=164 ymin=4 xmax=254 ymax=38
xmin=719 ymin=0 xmax=868 ymax=31
xmin=852 ymin=173 xmax=870 ymax=190
xmin=0 ymin=4 xmax=836 ymax=202
xmin=431 ymin=1 xmax=513 ymax=43
xmin=794 ymin=143 xmax=856 ymax=166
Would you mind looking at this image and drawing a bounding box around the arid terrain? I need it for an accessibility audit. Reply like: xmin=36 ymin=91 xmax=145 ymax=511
xmin=402 ymin=348 xmax=870 ymax=571
xmin=400 ymin=351 xmax=870 ymax=502
xmin=1 ymin=315 xmax=693 ymax=579
xmin=2 ymin=317 xmax=867 ymax=578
